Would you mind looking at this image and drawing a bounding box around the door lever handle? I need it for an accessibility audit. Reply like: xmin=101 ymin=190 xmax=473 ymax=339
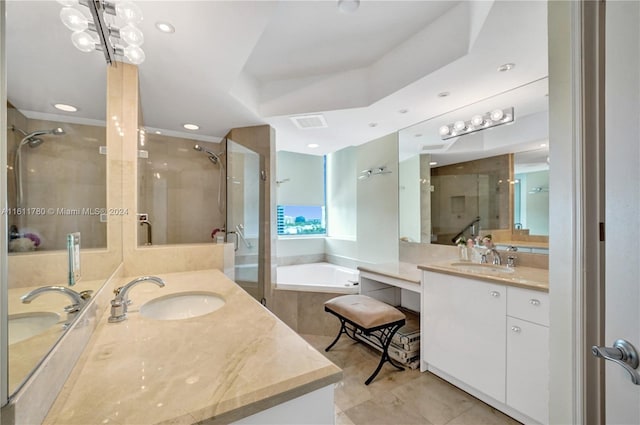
xmin=592 ymin=339 xmax=640 ymax=385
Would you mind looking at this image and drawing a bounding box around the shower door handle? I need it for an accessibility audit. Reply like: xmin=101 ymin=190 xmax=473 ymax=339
xmin=227 ymin=231 xmax=239 ymax=252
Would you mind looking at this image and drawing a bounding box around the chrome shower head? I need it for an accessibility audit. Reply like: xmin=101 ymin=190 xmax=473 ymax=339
xmin=15 ymin=127 xmax=66 ymax=148
xmin=194 ymin=144 xmax=224 ymax=166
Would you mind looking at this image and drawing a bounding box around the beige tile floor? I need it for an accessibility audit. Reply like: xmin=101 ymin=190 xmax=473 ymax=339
xmin=301 ymin=334 xmax=521 ymax=425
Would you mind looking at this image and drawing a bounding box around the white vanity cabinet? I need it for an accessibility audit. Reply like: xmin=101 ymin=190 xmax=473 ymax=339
xmin=506 ymin=287 xmax=549 ymax=424
xmin=422 ymin=270 xmax=549 ymax=424
xmin=422 ymin=271 xmax=507 ymax=402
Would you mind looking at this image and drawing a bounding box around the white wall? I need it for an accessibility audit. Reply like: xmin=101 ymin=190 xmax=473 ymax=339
xmin=278 ymin=135 xmax=399 ymax=269
xmin=356 ymin=133 xmax=399 ymax=265
xmin=276 ymin=151 xmax=324 ymax=206
xmin=326 ymin=146 xmax=357 ymax=239
xmin=399 ymin=155 xmax=420 ymax=242
xmin=324 ymin=134 xmax=400 ymax=268
xmin=277 ymin=238 xmax=325 ymax=258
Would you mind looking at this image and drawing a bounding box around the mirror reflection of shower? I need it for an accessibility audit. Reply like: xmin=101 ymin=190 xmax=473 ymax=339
xmin=11 ymin=126 xmax=65 ymax=207
xmin=193 ymin=144 xmax=226 ymax=214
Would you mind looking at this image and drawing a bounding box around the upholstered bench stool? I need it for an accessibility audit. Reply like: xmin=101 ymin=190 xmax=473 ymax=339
xmin=324 ymin=294 xmax=406 ymax=385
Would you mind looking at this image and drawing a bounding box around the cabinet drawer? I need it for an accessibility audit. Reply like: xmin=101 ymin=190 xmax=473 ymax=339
xmin=507 ymin=286 xmax=549 ymax=326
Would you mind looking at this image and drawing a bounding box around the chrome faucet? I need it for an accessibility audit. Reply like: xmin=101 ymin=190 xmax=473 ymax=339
xmin=108 ymin=276 xmax=165 ymax=323
xmin=487 ymin=248 xmax=502 ymax=265
xmin=506 ymin=246 xmax=517 ymax=268
xmin=140 ymin=218 xmax=152 ymax=245
xmin=21 ymin=286 xmax=93 ymax=326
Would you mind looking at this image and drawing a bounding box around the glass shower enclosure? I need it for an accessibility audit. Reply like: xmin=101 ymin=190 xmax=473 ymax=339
xmin=226 ymin=138 xmax=264 ymax=303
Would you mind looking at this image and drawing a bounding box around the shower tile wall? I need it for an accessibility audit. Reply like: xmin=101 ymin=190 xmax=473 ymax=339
xmin=6 ymin=106 xmax=107 ymax=251
xmin=137 ymin=135 xmax=225 ymax=245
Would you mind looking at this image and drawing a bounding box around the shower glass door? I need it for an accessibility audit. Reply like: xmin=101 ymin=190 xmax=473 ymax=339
xmin=226 ymin=138 xmax=263 ymax=302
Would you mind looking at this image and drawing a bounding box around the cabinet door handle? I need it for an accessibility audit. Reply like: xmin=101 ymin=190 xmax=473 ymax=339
xmin=511 ymin=326 xmax=521 ymax=333
xmin=529 ymin=299 xmax=541 ymax=306
xmin=489 ymin=291 xmax=500 ymax=298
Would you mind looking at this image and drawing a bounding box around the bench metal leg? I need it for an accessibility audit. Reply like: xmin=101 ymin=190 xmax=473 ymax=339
xmin=325 ymin=318 xmax=347 ymax=352
xmin=324 ymin=309 xmax=406 ymax=385
xmin=364 ymin=322 xmax=404 ymax=385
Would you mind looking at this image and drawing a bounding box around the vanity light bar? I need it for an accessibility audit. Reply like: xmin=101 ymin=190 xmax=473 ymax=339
xmin=438 ymin=107 xmax=515 ymax=140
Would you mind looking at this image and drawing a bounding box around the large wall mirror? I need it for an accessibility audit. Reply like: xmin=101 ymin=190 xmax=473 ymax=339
xmin=398 ymin=78 xmax=549 ymax=251
xmin=4 ymin=2 xmax=120 ymax=398
xmin=136 ymin=133 xmax=226 ymax=246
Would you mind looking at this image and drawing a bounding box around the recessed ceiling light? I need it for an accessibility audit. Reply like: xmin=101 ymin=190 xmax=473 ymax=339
xmin=497 ymin=63 xmax=515 ymax=72
xmin=430 ymin=161 xmax=438 ymax=166
xmin=307 ymin=143 xmax=319 ymax=149
xmin=54 ymin=103 xmax=78 ymax=112
xmin=399 ymin=109 xmax=409 ymax=114
xmin=155 ymin=22 xmax=175 ymax=33
xmin=155 ymin=131 xmax=162 ymax=135
xmin=540 ymin=143 xmax=547 ymax=147
xmin=437 ymin=92 xmax=450 ymax=98
xmin=368 ymin=123 xmax=378 ymax=128
xmin=183 ymin=123 xmax=199 ymax=130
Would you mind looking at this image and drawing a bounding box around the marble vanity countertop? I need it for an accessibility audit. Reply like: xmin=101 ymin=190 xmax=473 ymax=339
xmin=44 ymin=270 xmax=342 ymax=425
xmin=357 ymin=262 xmax=422 ymax=285
xmin=419 ymin=261 xmax=549 ymax=292
xmin=8 ymin=280 xmax=105 ymax=393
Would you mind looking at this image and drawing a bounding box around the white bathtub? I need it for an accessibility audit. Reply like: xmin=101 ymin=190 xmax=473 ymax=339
xmin=276 ymin=262 xmax=359 ymax=294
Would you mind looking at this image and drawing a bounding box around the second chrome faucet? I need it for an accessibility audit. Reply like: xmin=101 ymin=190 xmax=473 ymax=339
xmin=108 ymin=276 xmax=165 ymax=323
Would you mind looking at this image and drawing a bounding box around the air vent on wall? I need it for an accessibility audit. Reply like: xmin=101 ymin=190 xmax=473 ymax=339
xmin=289 ymin=114 xmax=328 ymax=129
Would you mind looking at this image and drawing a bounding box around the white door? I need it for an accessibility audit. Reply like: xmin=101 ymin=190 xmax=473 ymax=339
xmin=601 ymin=1 xmax=640 ymax=423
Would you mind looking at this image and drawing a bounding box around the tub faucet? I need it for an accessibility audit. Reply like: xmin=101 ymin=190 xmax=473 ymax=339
xmin=108 ymin=276 xmax=165 ymax=323
xmin=235 ymin=224 xmax=252 ymax=249
xmin=21 ymin=286 xmax=93 ymax=326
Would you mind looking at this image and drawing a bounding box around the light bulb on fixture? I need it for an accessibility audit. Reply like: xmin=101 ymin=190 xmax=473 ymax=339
xmin=439 ymin=107 xmax=514 ymax=140
xmin=490 ymin=109 xmax=504 ymax=121
xmin=71 ymin=31 xmax=97 ymax=52
xmin=60 ymin=7 xmax=88 ymax=32
xmin=119 ymin=24 xmax=144 ymax=46
xmin=471 ymin=115 xmax=484 ymax=127
xmin=123 ymin=45 xmax=145 ymax=64
xmin=453 ymin=120 xmax=466 ymax=132
xmin=116 ymin=1 xmax=144 ymax=24
xmin=58 ymin=0 xmax=146 ymax=65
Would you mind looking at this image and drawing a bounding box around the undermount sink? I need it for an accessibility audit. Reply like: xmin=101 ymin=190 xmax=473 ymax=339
xmin=8 ymin=312 xmax=61 ymax=345
xmin=449 ymin=262 xmax=515 ymax=275
xmin=139 ymin=291 xmax=225 ymax=320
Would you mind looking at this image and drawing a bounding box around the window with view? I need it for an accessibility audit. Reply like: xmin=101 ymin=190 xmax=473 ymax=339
xmin=277 ymin=205 xmax=326 ymax=235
